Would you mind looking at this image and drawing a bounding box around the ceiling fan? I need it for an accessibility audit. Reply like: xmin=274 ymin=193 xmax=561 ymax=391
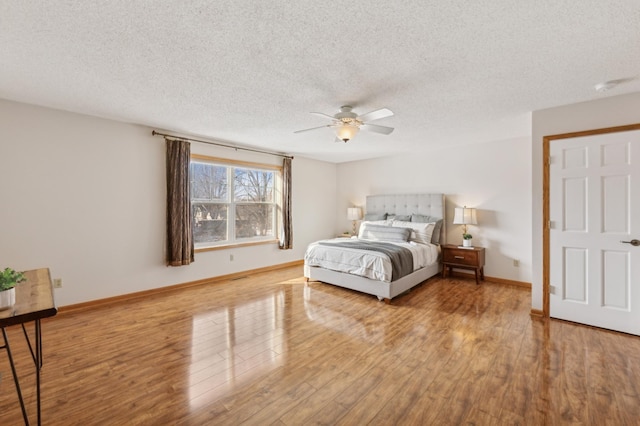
xmin=294 ymin=105 xmax=394 ymax=143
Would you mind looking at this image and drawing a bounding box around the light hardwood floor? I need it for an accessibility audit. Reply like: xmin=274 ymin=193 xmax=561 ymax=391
xmin=2 ymin=266 xmax=640 ymax=425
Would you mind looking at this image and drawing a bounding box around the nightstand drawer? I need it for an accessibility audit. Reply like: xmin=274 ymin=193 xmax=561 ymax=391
xmin=442 ymin=248 xmax=479 ymax=266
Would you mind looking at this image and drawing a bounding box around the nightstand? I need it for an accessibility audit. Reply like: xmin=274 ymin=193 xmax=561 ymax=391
xmin=441 ymin=244 xmax=486 ymax=285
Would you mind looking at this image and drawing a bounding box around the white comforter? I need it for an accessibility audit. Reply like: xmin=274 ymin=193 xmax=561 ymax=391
xmin=304 ymin=238 xmax=440 ymax=282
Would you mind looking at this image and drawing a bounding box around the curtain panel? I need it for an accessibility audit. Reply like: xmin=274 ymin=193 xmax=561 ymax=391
xmin=166 ymin=138 xmax=194 ymax=266
xmin=279 ymin=157 xmax=293 ymax=249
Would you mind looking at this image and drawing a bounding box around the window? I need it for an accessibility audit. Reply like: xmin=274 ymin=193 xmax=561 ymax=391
xmin=190 ymin=155 xmax=280 ymax=249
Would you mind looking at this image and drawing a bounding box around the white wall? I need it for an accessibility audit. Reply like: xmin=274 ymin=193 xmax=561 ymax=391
xmin=337 ymin=134 xmax=533 ymax=283
xmin=6 ymin=89 xmax=635 ymax=308
xmin=0 ymin=99 xmax=337 ymax=306
xmin=531 ymin=92 xmax=640 ymax=310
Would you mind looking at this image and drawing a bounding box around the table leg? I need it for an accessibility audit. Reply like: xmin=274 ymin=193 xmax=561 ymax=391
xmin=1 ymin=327 xmax=30 ymax=424
xmin=36 ymin=319 xmax=42 ymax=426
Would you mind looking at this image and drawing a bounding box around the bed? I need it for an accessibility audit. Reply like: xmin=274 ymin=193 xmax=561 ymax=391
xmin=304 ymin=193 xmax=446 ymax=301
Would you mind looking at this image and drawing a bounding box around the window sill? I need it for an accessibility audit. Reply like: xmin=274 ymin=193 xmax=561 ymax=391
xmin=195 ymin=239 xmax=279 ymax=253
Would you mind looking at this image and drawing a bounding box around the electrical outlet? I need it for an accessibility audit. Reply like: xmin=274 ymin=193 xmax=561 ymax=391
xmin=53 ymin=278 xmax=63 ymax=288
xmin=230 ymin=254 xmax=234 ymax=261
xmin=513 ymin=259 xmax=520 ymax=267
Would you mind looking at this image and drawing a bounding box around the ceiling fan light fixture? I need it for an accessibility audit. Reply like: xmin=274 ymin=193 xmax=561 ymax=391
xmin=294 ymin=105 xmax=393 ymax=142
xmin=335 ymin=123 xmax=360 ymax=142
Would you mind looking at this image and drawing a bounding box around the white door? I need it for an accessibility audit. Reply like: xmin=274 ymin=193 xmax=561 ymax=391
xmin=549 ymin=129 xmax=640 ymax=335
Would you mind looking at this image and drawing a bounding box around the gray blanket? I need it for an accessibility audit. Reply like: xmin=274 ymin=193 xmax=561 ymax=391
xmin=318 ymin=240 xmax=414 ymax=281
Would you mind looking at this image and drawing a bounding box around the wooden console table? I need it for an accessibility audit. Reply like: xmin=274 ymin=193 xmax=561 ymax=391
xmin=0 ymin=268 xmax=57 ymax=425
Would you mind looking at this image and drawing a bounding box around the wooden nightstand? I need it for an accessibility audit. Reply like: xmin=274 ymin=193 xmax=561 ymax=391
xmin=441 ymin=244 xmax=486 ymax=285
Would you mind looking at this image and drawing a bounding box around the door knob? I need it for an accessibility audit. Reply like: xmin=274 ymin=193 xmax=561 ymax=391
xmin=621 ymin=239 xmax=640 ymax=246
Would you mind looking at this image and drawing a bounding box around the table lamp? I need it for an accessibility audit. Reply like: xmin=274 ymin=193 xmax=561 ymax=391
xmin=347 ymin=207 xmax=363 ymax=235
xmin=453 ymin=206 xmax=478 ymax=246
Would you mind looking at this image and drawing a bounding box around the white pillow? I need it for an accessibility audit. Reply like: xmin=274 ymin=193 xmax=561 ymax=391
xmin=360 ymin=219 xmax=391 ymax=226
xmin=359 ymin=223 xmax=411 ymax=243
xmin=357 ymin=220 xmax=391 ymax=238
xmin=392 ymin=220 xmax=435 ymax=244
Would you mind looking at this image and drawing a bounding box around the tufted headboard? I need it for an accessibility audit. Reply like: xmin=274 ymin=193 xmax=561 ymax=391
xmin=366 ymin=193 xmax=446 ymax=245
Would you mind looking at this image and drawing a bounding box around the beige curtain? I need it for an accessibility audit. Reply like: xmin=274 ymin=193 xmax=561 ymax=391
xmin=279 ymin=157 xmax=293 ymax=249
xmin=166 ymin=138 xmax=194 ymax=266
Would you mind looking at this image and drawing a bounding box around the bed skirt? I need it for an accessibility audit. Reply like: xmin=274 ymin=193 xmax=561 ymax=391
xmin=304 ymin=261 xmax=441 ymax=301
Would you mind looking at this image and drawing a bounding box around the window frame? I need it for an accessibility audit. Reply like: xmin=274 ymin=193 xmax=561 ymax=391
xmin=190 ymin=154 xmax=282 ymax=252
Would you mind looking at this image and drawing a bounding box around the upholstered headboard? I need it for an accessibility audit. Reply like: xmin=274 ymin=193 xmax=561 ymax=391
xmin=366 ymin=193 xmax=446 ymax=245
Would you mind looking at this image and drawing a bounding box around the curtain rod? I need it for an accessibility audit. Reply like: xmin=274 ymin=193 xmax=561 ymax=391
xmin=152 ymin=130 xmax=294 ymax=160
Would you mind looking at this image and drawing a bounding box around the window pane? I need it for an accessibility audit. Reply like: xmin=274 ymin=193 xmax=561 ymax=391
xmin=193 ymin=204 xmax=228 ymax=243
xmin=236 ymin=204 xmax=274 ymax=239
xmin=191 ymin=163 xmax=227 ymax=201
xmin=189 ymin=157 xmax=280 ymax=248
xmin=234 ymin=168 xmax=274 ymax=202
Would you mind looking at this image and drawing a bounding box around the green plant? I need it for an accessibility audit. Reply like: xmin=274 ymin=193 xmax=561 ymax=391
xmin=462 ymin=233 xmax=473 ymax=240
xmin=0 ymin=268 xmax=26 ymax=291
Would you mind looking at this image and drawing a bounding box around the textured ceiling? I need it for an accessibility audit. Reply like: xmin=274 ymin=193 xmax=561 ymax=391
xmin=1 ymin=1 xmax=639 ymax=163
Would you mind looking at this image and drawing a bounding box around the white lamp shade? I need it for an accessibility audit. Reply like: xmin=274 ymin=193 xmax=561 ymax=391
xmin=453 ymin=207 xmax=478 ymax=225
xmin=336 ymin=123 xmax=360 ymax=141
xmin=347 ymin=207 xmax=363 ymax=220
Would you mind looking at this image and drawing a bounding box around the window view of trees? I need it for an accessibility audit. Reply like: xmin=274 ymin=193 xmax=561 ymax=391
xmin=234 ymin=168 xmax=275 ymax=238
xmin=191 ymin=162 xmax=228 ymax=243
xmin=190 ymin=160 xmax=277 ymax=247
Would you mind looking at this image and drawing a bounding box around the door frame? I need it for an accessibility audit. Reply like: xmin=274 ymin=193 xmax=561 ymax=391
xmin=542 ymin=123 xmax=640 ymax=317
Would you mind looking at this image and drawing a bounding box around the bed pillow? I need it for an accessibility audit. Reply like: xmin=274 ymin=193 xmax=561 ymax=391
xmin=364 ymin=212 xmax=387 ymax=221
xmin=430 ymin=220 xmax=443 ymax=244
xmin=358 ymin=223 xmax=411 ymax=243
xmin=359 ymin=219 xmax=391 ymax=228
xmin=387 ymin=214 xmax=411 ymax=222
xmin=358 ymin=221 xmax=383 ymax=238
xmin=411 ymin=214 xmax=443 ymax=244
xmin=411 ymin=214 xmax=435 ymax=223
xmin=392 ymin=220 xmax=435 ymax=244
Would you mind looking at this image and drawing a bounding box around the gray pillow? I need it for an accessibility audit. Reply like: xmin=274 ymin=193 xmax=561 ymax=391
xmin=359 ymin=223 xmax=411 ymax=243
xmin=387 ymin=214 xmax=411 ymax=221
xmin=364 ymin=212 xmax=387 ymax=220
xmin=431 ymin=220 xmax=443 ymax=244
xmin=411 ymin=214 xmax=434 ymax=223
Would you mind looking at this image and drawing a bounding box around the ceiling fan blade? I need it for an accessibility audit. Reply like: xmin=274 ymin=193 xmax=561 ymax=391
xmin=310 ymin=112 xmax=337 ymax=120
xmin=358 ymin=108 xmax=393 ymax=122
xmin=361 ymin=123 xmax=394 ymax=135
xmin=294 ymin=125 xmax=331 ymax=134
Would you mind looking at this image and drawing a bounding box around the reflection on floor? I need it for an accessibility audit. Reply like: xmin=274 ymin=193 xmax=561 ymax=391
xmin=1 ymin=266 xmax=640 ymax=424
xmin=189 ymin=291 xmax=286 ymax=408
xmin=303 ymin=282 xmax=397 ymax=345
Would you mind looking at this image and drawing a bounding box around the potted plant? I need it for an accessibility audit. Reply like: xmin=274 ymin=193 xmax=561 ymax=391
xmin=0 ymin=268 xmax=26 ymax=309
xmin=462 ymin=233 xmax=473 ymax=247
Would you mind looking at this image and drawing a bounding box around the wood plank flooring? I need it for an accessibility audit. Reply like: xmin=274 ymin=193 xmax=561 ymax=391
xmin=2 ymin=266 xmax=640 ymax=425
